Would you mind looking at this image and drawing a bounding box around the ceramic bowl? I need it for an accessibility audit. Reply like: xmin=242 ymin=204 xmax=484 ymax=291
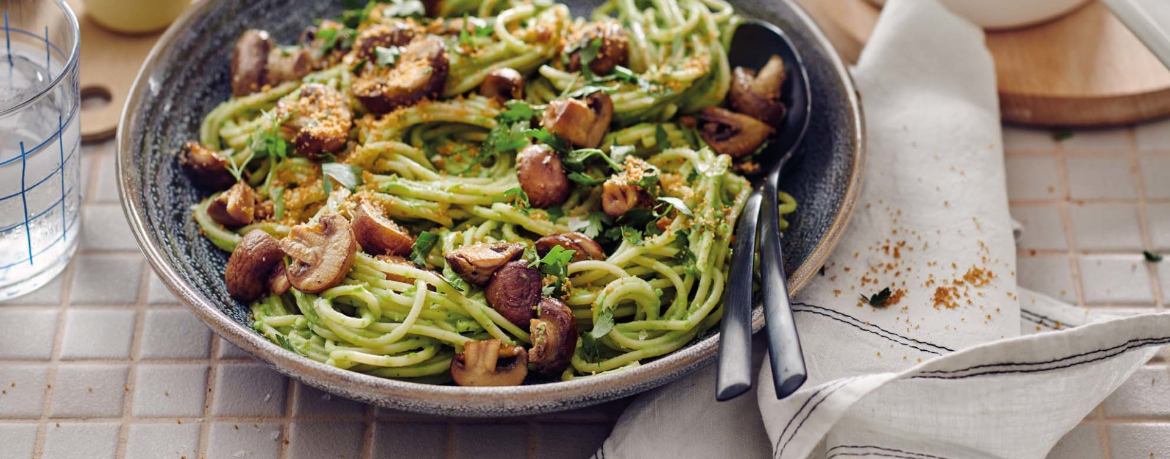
xmin=117 ymin=0 xmax=864 ymax=416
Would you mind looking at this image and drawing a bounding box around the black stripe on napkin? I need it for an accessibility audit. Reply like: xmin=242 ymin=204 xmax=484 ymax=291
xmin=792 ymin=303 xmax=954 ymax=354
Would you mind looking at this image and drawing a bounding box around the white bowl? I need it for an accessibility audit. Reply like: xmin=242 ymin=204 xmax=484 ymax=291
xmin=866 ymin=0 xmax=1092 ymax=30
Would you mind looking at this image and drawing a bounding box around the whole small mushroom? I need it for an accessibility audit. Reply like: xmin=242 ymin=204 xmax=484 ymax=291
xmin=528 ymin=297 xmax=578 ymax=377
xmin=178 ymin=142 xmax=235 ymax=191
xmin=352 ymin=201 xmax=414 ymax=257
xmin=541 ymin=91 xmax=613 ymax=149
xmin=697 ymin=107 xmax=773 ymax=158
xmin=274 ymin=83 xmax=353 ymax=157
xmin=450 ymin=339 xmax=528 ymax=387
xmin=601 ymin=179 xmax=644 ymax=218
xmin=443 ymin=242 xmax=524 ymax=286
xmin=231 ymin=29 xmax=272 ymax=97
xmin=729 ymin=55 xmax=788 ymax=127
xmin=515 ymin=145 xmax=570 ymax=208
xmin=353 ymin=38 xmax=449 ymax=114
xmin=267 ymin=262 xmax=291 ymax=296
xmin=225 ymin=230 xmax=286 ymax=302
xmin=280 ymin=214 xmax=358 ymax=294
xmin=206 ymin=182 xmax=256 ymax=228
xmin=565 ymin=22 xmax=629 ymax=76
xmin=535 ymin=233 xmax=606 ymax=262
xmin=484 ymin=260 xmax=542 ymax=328
xmin=478 ymin=67 xmax=524 ymax=102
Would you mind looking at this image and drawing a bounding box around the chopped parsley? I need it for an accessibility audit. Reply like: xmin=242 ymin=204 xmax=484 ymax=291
xmin=273 ymin=334 xmax=300 ymax=354
xmin=564 ymin=148 xmax=624 ymax=173
xmin=502 ymin=187 xmax=530 ymax=208
xmin=457 ymin=14 xmax=493 ymax=48
xmin=657 ymin=196 xmax=692 ymax=216
xmin=860 ymin=287 xmax=893 ymax=308
xmin=579 ymin=333 xmax=601 ymax=360
xmin=567 ymin=172 xmax=606 ymax=186
xmin=532 ymin=245 xmax=575 ymax=296
xmin=526 ymin=128 xmax=571 ymax=153
xmin=374 ymin=46 xmax=403 ymax=67
xmin=590 ymin=304 xmax=615 ymax=338
xmin=409 ymin=231 xmax=439 ymax=266
xmin=673 ymin=231 xmax=697 ymax=276
xmin=442 ymin=264 xmax=470 ymax=292
xmin=321 ymin=162 xmax=363 ymax=195
xmin=568 ymin=212 xmax=611 ymax=239
xmin=1144 ymin=250 xmax=1163 ymax=262
xmin=381 ymin=0 xmax=426 ymax=18
xmin=340 ymin=0 xmax=376 ymax=28
xmin=655 ymin=124 xmax=670 ymax=149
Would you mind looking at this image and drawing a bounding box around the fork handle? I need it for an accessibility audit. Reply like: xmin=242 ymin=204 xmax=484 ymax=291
xmin=715 ymin=187 xmax=763 ymax=401
xmin=759 ymin=177 xmax=807 ymax=399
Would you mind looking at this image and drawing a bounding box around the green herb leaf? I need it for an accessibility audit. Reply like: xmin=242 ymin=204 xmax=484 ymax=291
xmin=569 ymin=212 xmax=611 ymax=239
xmin=374 ymin=46 xmax=403 ymax=67
xmin=673 ymin=231 xmax=697 ymax=276
xmin=563 ymin=148 xmax=624 ymax=173
xmin=578 ymin=37 xmax=602 ymax=80
xmin=860 ymin=287 xmax=893 ymax=307
xmin=567 ymin=172 xmax=606 ymax=186
xmin=340 ymin=0 xmax=376 ymax=28
xmin=410 ymin=231 xmax=439 ymax=266
xmin=503 ymin=187 xmax=530 ymax=208
xmin=1145 ymin=250 xmax=1163 ymax=262
xmin=444 ymin=268 xmax=470 ymax=293
xmin=1052 ymin=131 xmax=1074 ymax=141
xmin=657 ymin=196 xmax=692 ymax=216
xmin=533 ymin=245 xmax=576 ymax=296
xmin=273 ymin=334 xmax=300 ymax=354
xmin=526 ymin=128 xmax=571 ymax=153
xmin=498 ymin=100 xmax=536 ymax=123
xmin=579 ymin=333 xmax=600 ymax=361
xmin=655 ymin=124 xmax=670 ymax=149
xmin=590 ymin=306 xmax=615 ymax=338
xmin=609 ymin=144 xmax=634 ymax=165
xmin=603 ymin=226 xmax=643 ymax=245
xmin=563 ymin=85 xmax=610 ymax=99
xmin=322 ymin=162 xmax=363 ymax=195
xmin=633 ymin=169 xmax=660 ymax=194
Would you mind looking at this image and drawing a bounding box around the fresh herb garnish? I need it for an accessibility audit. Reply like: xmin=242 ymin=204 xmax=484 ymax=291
xmin=673 ymin=231 xmax=697 ymax=276
xmin=567 ymin=172 xmax=606 ymax=186
xmin=564 ymin=148 xmax=624 ymax=173
xmin=526 ymin=128 xmax=571 ymax=153
xmin=341 ymin=0 xmax=376 ymax=28
xmin=633 ymin=169 xmax=660 ymax=194
xmin=457 ymin=14 xmax=493 ymax=48
xmin=657 ymin=196 xmax=692 ymax=216
xmin=603 ymin=225 xmax=644 ymax=245
xmin=502 ymin=187 xmax=530 ymax=208
xmin=274 ymin=334 xmax=300 ymax=354
xmin=374 ymin=46 xmax=403 ymax=67
xmin=577 ymin=37 xmax=602 ymax=79
xmin=1144 ymin=250 xmax=1163 ymax=262
xmin=462 ymin=101 xmax=536 ymax=172
xmin=580 ymin=333 xmax=601 ymax=360
xmin=532 ymin=245 xmax=575 ymax=296
xmin=443 ymin=264 xmax=470 ymax=292
xmin=590 ymin=304 xmax=615 ymax=338
xmin=860 ymin=287 xmax=893 ymax=307
xmin=498 ymin=100 xmax=536 ymax=122
xmin=568 ymin=212 xmax=611 ymax=239
xmin=563 ymin=85 xmax=610 ymax=99
xmin=410 ymin=231 xmax=439 ymax=266
xmin=321 ymin=162 xmax=363 ymax=195
xmin=382 ymin=0 xmax=426 ymax=18
xmin=655 ymin=124 xmax=670 ymax=150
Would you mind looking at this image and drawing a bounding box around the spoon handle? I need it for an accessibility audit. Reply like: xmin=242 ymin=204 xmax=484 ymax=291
xmin=715 ymin=187 xmax=763 ymax=401
xmin=759 ymin=178 xmax=807 ymax=399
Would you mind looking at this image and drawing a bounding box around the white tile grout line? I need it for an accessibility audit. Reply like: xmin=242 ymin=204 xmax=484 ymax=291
xmin=1124 ymin=128 xmax=1165 ymax=313
xmin=196 ymin=336 xmax=223 ymax=458
xmin=277 ymin=377 xmax=298 ymax=458
xmin=29 ymin=145 xmax=104 ymax=457
xmin=1053 ymin=139 xmax=1089 ymax=309
xmin=360 ymin=398 xmax=377 ymax=458
xmin=112 ymin=260 xmax=153 ymax=459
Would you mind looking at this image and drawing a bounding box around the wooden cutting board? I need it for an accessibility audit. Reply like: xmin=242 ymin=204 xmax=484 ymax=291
xmin=67 ymin=0 xmax=170 ymax=143
xmin=795 ymin=0 xmax=1170 ymax=127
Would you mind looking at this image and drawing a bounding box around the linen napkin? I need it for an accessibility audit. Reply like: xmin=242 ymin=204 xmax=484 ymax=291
xmin=595 ymin=0 xmax=1170 ymax=457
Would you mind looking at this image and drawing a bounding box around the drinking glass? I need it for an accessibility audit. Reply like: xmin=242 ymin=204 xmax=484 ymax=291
xmin=0 ymin=0 xmax=81 ymax=300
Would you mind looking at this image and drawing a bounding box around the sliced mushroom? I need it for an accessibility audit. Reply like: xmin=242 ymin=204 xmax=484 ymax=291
xmin=484 ymin=260 xmax=541 ymax=328
xmin=450 ymin=339 xmax=528 ymax=387
xmin=479 ymin=67 xmax=524 ymax=102
xmin=352 ymin=24 xmax=416 ymax=61
xmin=254 ymin=200 xmax=276 ymax=221
xmin=267 ymin=262 xmax=291 ymax=296
xmin=231 ymin=29 xmax=272 ymax=97
xmin=353 ymin=38 xmax=449 ymax=114
xmin=274 ymin=83 xmax=353 ymax=157
xmin=265 ymin=47 xmax=312 ymax=87
xmin=279 ymin=214 xmax=358 ymax=294
xmin=565 ymin=22 xmax=629 ymax=76
xmin=443 ymin=242 xmax=524 ymax=286
xmin=516 ymin=145 xmax=570 ymax=208
xmin=729 ymin=55 xmax=788 ymax=127
xmin=352 ymin=201 xmax=414 ymax=256
xmin=541 ymin=91 xmax=613 ymax=148
xmin=374 ymin=254 xmax=418 ymax=285
xmin=535 ymin=233 xmax=606 ymax=262
xmin=225 ymin=230 xmax=285 ymax=302
xmin=601 ymin=179 xmax=644 ymax=218
xmin=697 ymin=107 xmax=774 ymax=158
xmin=178 ymin=142 xmax=235 ymax=191
xmin=529 ymin=297 xmax=577 ymax=377
xmin=207 ymin=182 xmax=256 ymax=228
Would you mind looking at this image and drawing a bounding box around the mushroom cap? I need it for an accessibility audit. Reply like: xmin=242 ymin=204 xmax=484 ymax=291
xmin=535 ymin=233 xmax=606 ymax=262
xmin=352 ymin=24 xmax=417 ymax=61
xmin=541 ymin=91 xmax=613 ymax=149
xmin=443 ymin=242 xmax=525 ymax=286
xmin=479 ymin=67 xmax=524 ymax=102
xmin=275 ymin=83 xmax=353 ymax=157
xmin=529 ymin=297 xmax=578 ymax=377
xmin=265 ymin=47 xmax=312 ymax=87
xmin=729 ymin=56 xmax=788 ymax=127
xmin=450 ymin=339 xmax=529 ymax=387
xmin=484 ymin=260 xmax=542 ymax=328
xmin=565 ymin=22 xmax=629 ymax=76
xmin=516 ymin=145 xmax=570 ymax=209
xmin=225 ymin=230 xmax=286 ymax=302
xmin=697 ymin=106 xmax=774 ymax=158
xmin=267 ymin=262 xmax=291 ymax=296
xmin=601 ymin=178 xmax=644 ymax=218
xmin=353 ymin=38 xmax=449 ymax=114
xmin=207 ymin=181 xmax=256 ymax=228
xmin=178 ymin=142 xmax=235 ymax=191
xmin=352 ymin=201 xmax=414 ymax=257
xmin=230 ymin=29 xmax=271 ymax=97
xmin=280 ymin=214 xmax=358 ymax=294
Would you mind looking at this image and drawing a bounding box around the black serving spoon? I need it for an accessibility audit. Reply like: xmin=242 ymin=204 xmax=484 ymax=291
xmin=715 ymin=19 xmax=811 ymax=402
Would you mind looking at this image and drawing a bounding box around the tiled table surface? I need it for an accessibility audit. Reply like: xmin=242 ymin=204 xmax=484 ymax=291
xmin=3 ymin=119 xmax=1170 ymax=459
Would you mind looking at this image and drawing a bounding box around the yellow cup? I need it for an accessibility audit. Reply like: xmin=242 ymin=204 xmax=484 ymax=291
xmin=83 ymin=0 xmax=191 ymax=34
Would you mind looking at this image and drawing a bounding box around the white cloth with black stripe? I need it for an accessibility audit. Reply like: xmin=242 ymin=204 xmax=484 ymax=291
xmin=594 ymin=0 xmax=1170 ymax=457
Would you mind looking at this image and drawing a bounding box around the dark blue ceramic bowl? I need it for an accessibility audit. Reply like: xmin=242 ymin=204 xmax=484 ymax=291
xmin=117 ymin=0 xmax=863 ymax=416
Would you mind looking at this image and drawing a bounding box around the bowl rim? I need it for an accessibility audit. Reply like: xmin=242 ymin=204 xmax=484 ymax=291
xmin=115 ymin=0 xmax=865 ymax=416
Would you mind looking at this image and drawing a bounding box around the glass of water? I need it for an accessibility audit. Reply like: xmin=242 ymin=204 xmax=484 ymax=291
xmin=0 ymin=0 xmax=81 ymax=300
